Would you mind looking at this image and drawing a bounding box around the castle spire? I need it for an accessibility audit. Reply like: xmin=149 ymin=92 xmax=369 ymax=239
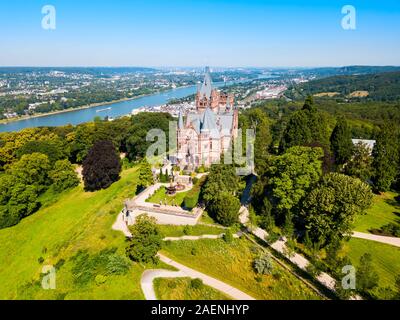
xmin=199 ymin=66 xmax=213 ymax=100
xmin=178 ymin=109 xmax=184 ymax=129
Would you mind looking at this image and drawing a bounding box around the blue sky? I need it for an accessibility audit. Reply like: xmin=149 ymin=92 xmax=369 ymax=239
xmin=0 ymin=0 xmax=399 ymax=67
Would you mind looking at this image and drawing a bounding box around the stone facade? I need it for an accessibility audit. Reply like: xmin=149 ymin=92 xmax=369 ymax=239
xmin=175 ymin=67 xmax=238 ymax=170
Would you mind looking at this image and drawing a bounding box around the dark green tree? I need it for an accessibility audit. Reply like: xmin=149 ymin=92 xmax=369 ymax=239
xmin=209 ymin=192 xmax=240 ymax=227
xmin=82 ymin=140 xmax=121 ymax=191
xmin=372 ymin=123 xmax=400 ymax=192
xmin=138 ymin=159 xmax=154 ymax=190
xmin=280 ymin=97 xmax=331 ymax=152
xmin=357 ymin=253 xmax=379 ymax=293
xmin=267 ymin=146 xmax=323 ymax=213
xmin=258 ymin=198 xmax=275 ymax=232
xmin=240 ymin=108 xmax=272 ymax=175
xmin=302 ymin=173 xmax=373 ymax=247
xmin=330 ymin=116 xmax=354 ymax=165
xmin=125 ymin=112 xmax=173 ymax=161
xmin=202 ymin=163 xmax=239 ymax=204
xmin=344 ymin=142 xmax=373 ymax=181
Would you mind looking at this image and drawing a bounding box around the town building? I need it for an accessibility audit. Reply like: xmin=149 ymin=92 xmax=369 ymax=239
xmin=175 ymin=67 xmax=239 ymax=170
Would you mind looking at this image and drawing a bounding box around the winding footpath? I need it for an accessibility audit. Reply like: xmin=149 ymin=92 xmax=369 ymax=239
xmin=113 ymin=213 xmax=254 ymax=300
xmin=142 ymin=253 xmax=255 ymax=300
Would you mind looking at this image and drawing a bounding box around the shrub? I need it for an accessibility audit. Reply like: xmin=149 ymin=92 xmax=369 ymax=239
xmin=54 ymin=259 xmax=65 ymax=270
xmin=223 ymin=229 xmax=234 ymax=243
xmin=71 ymin=248 xmax=130 ymax=286
xmin=380 ymin=223 xmax=400 ymax=237
xmin=190 ymin=278 xmax=203 ymax=289
xmin=253 ymin=253 xmax=273 ymax=275
xmin=183 ymin=177 xmax=206 ymax=209
xmin=191 ymin=247 xmax=198 ymax=256
xmin=38 ymin=257 xmax=44 ymax=264
xmin=106 ymin=254 xmax=131 ymax=275
xmin=167 ymin=280 xmax=177 ymax=289
xmin=183 ymin=225 xmax=191 ymax=235
xmin=95 ymin=274 xmax=107 ymax=286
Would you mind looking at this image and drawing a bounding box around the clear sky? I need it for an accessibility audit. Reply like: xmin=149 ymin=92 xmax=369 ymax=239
xmin=0 ymin=0 xmax=399 ymax=67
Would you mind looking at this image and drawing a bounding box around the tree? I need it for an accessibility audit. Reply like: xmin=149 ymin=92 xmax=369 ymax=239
xmin=49 ymin=159 xmax=80 ymax=192
xmin=344 ymin=142 xmax=373 ymax=181
xmin=372 ymin=123 xmax=400 ymax=192
xmin=82 ymin=140 xmax=121 ymax=191
xmin=202 ymin=163 xmax=239 ymax=204
xmin=125 ymin=112 xmax=173 ymax=161
xmin=8 ymin=152 xmax=51 ymax=190
xmin=258 ymin=198 xmax=275 ymax=232
xmin=240 ymin=108 xmax=272 ymax=174
xmin=395 ymin=274 xmax=400 ymax=299
xmin=16 ymin=139 xmax=68 ymax=164
xmin=126 ymin=214 xmax=162 ymax=263
xmin=209 ymin=192 xmax=240 ymax=227
xmin=280 ymin=97 xmax=331 ymax=152
xmin=8 ymin=183 xmax=39 ymax=219
xmin=267 ymin=146 xmax=323 ymax=213
xmin=330 ymin=116 xmax=353 ymax=165
xmin=302 ymin=173 xmax=373 ymax=247
xmin=357 ymin=253 xmax=379 ymax=293
xmin=283 ymin=212 xmax=295 ymax=238
xmin=138 ymin=159 xmax=154 ymax=190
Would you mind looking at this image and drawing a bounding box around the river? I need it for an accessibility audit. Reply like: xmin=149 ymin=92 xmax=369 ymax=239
xmin=0 ymin=80 xmax=250 ymax=133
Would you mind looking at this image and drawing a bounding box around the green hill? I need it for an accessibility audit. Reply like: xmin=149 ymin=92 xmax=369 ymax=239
xmin=287 ymin=71 xmax=400 ymax=102
xmin=0 ymin=167 xmax=148 ymax=300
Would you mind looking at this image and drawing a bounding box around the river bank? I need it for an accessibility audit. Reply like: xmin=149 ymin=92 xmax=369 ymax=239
xmin=0 ymin=87 xmax=187 ymax=125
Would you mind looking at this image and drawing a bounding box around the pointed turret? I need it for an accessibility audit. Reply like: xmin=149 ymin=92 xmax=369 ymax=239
xmin=226 ymin=98 xmax=231 ymax=112
xmin=178 ymin=109 xmax=184 ymax=129
xmin=199 ymin=67 xmax=213 ymax=100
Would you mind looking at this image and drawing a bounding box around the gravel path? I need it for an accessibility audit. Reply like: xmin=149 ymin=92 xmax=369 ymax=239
xmin=140 ymin=253 xmax=256 ymax=300
xmin=352 ymin=231 xmax=400 ymax=248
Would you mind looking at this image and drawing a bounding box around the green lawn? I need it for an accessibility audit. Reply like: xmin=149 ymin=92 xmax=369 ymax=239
xmin=146 ymin=186 xmax=188 ymax=207
xmin=159 ymin=224 xmax=225 ymax=238
xmin=346 ymin=238 xmax=400 ymax=298
xmin=161 ymin=238 xmax=321 ymax=300
xmin=0 ymin=167 xmax=155 ymax=300
xmin=154 ymin=277 xmax=232 ymax=300
xmin=353 ymin=192 xmax=400 ymax=233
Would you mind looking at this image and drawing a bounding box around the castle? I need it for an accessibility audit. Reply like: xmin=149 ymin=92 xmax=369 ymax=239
xmin=175 ymin=67 xmax=239 ymax=169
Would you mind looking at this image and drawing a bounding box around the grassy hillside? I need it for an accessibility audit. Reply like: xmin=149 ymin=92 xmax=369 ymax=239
xmin=346 ymin=238 xmax=400 ymax=299
xmin=154 ymin=277 xmax=232 ymax=300
xmin=0 ymin=167 xmax=151 ymax=300
xmin=161 ymin=238 xmax=322 ymax=300
xmin=354 ymin=192 xmax=400 ymax=233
